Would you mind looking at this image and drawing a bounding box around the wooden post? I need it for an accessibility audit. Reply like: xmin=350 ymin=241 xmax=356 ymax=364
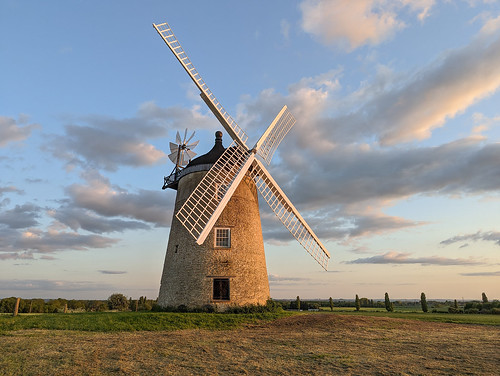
xmin=135 ymin=299 xmax=138 ymax=312
xmin=13 ymin=297 xmax=20 ymax=316
xmin=29 ymin=300 xmax=33 ymax=314
xmin=64 ymin=303 xmax=68 ymax=313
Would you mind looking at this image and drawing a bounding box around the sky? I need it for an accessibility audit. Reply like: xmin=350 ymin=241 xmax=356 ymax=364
xmin=1 ymin=0 xmax=499 ymax=301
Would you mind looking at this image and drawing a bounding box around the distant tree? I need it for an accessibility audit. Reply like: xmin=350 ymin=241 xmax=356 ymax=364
xmin=482 ymin=292 xmax=488 ymax=303
xmin=296 ymin=296 xmax=301 ymax=311
xmin=107 ymin=293 xmax=129 ymax=311
xmin=355 ymin=295 xmax=360 ymax=311
xmin=384 ymin=292 xmax=393 ymax=312
xmin=454 ymin=299 xmax=459 ymax=309
xmin=329 ymin=297 xmax=334 ymax=311
xmin=0 ymin=297 xmax=18 ymax=313
xmin=67 ymin=300 xmax=85 ymax=311
xmin=420 ymin=292 xmax=428 ymax=313
xmin=29 ymin=299 xmax=45 ymax=313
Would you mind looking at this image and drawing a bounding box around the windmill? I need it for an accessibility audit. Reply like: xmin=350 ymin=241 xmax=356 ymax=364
xmin=163 ymin=129 xmax=199 ymax=190
xmin=153 ymin=21 xmax=330 ymax=309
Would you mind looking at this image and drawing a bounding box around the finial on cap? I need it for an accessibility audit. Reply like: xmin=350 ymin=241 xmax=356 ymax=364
xmin=215 ymin=131 xmax=223 ymax=144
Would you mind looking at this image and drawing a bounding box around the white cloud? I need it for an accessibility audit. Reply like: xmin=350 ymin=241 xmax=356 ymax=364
xmin=0 ymin=279 xmax=114 ymax=291
xmin=441 ymin=231 xmax=500 ymax=247
xmin=0 ymin=203 xmax=41 ymax=229
xmin=44 ymin=102 xmax=217 ymax=171
xmin=460 ymin=271 xmax=500 ymax=277
xmin=300 ymin=0 xmax=436 ymax=50
xmin=50 ymin=207 xmax=151 ymax=234
xmin=64 ymin=172 xmax=172 ymax=228
xmin=347 ymin=251 xmax=485 ymax=265
xmin=400 ymin=0 xmax=435 ymax=21
xmin=0 ymin=115 xmax=40 ymax=147
xmin=280 ymin=19 xmax=291 ymax=40
xmin=231 ymin=25 xmax=500 ymax=242
xmin=0 ymin=185 xmax=23 ymax=198
xmin=14 ymin=228 xmax=118 ymax=254
xmin=0 ymin=252 xmax=34 ymax=261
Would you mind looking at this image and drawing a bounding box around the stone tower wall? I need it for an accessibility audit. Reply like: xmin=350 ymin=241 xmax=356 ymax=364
xmin=158 ymin=169 xmax=270 ymax=309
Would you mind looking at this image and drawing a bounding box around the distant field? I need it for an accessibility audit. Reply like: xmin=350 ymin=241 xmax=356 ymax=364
xmin=319 ymin=307 xmax=500 ymax=326
xmin=1 ymin=313 xmax=498 ymax=375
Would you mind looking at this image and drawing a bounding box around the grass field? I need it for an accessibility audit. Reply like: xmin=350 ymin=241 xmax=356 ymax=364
xmin=319 ymin=307 xmax=500 ymax=326
xmin=1 ymin=309 xmax=499 ymax=333
xmin=0 ymin=311 xmax=290 ymax=333
xmin=0 ymin=312 xmax=498 ymax=375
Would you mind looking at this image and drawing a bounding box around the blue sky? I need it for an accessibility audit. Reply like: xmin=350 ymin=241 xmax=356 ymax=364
xmin=1 ymin=0 xmax=499 ymax=300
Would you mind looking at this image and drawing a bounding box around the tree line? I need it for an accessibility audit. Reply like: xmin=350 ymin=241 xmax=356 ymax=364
xmin=1 ymin=292 xmax=498 ymax=315
xmin=0 ymin=294 xmax=156 ymax=314
xmin=279 ymin=292 xmax=499 ymax=314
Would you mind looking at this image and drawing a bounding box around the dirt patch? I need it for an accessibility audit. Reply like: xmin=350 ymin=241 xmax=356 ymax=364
xmin=1 ymin=313 xmax=498 ymax=375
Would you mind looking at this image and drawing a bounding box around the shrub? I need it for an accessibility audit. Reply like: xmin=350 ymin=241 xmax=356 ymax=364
xmin=465 ymin=308 xmax=479 ymax=314
xmin=107 ymin=293 xmax=129 ymax=311
xmin=201 ymin=304 xmax=216 ymax=313
xmin=307 ymin=302 xmax=320 ymax=310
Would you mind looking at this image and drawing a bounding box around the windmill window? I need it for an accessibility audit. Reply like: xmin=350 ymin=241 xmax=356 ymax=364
xmin=213 ymin=278 xmax=230 ymax=301
xmin=215 ymin=228 xmax=231 ymax=248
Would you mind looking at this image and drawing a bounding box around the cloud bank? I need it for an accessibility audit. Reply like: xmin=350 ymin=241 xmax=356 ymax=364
xmin=347 ymin=251 xmax=484 ymax=266
xmin=300 ymin=0 xmax=436 ymax=50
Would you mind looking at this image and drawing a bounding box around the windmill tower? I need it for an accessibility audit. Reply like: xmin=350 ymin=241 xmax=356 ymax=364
xmin=154 ymin=21 xmax=330 ymax=310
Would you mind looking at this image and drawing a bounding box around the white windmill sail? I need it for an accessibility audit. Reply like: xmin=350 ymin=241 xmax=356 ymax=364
xmin=176 ymin=142 xmax=255 ymax=244
xmin=153 ymin=22 xmax=249 ymax=149
xmin=250 ymin=159 xmax=330 ymax=270
xmin=155 ymin=20 xmax=330 ymax=269
xmin=254 ymin=105 xmax=296 ymax=165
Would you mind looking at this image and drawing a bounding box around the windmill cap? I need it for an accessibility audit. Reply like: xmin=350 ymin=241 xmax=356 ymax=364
xmin=184 ymin=130 xmax=226 ymax=168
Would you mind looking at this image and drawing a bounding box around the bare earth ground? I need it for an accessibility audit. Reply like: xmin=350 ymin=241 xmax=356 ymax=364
xmin=1 ymin=314 xmax=499 ymax=375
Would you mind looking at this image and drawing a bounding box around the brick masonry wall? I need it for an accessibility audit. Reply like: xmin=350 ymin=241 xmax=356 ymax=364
xmin=158 ymin=169 xmax=270 ymax=309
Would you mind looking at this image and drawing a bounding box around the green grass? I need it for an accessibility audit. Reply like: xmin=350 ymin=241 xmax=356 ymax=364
xmin=1 ymin=309 xmax=498 ymax=334
xmin=0 ymin=311 xmax=291 ymax=333
xmin=319 ymin=308 xmax=500 ymax=326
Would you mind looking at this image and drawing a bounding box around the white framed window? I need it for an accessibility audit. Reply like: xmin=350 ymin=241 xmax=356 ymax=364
xmin=215 ymin=228 xmax=231 ymax=248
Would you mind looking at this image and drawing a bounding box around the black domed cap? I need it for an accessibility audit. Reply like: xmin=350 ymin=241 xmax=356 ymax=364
xmin=185 ymin=131 xmax=226 ymax=167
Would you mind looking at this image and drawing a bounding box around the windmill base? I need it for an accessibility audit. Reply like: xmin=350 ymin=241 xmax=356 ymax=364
xmin=158 ymin=171 xmax=270 ymax=310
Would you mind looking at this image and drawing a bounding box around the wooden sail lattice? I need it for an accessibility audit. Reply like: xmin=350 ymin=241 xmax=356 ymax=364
xmin=153 ymin=22 xmax=249 ymax=149
xmin=255 ymin=106 xmax=296 ymax=165
xmin=175 ymin=142 xmax=254 ymax=244
xmin=250 ymin=159 xmax=330 ymax=270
